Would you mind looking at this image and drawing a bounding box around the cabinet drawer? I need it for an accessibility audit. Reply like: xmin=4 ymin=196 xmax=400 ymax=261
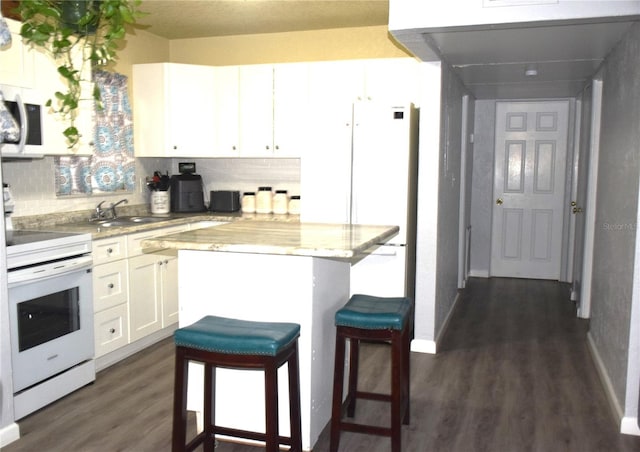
xmin=94 ymin=304 xmax=129 ymax=357
xmin=93 ymin=260 xmax=129 ymax=312
xmin=93 ymin=236 xmax=127 ymax=265
xmin=127 ymin=225 xmax=188 ymax=257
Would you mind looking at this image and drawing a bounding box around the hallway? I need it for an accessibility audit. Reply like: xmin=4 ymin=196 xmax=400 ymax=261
xmin=6 ymin=278 xmax=640 ymax=451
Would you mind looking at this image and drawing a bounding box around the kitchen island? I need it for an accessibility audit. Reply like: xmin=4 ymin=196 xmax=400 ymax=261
xmin=142 ymin=221 xmax=398 ymax=451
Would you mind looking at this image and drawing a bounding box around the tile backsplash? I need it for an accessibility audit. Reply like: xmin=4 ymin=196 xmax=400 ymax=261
xmin=2 ymin=156 xmax=300 ymax=217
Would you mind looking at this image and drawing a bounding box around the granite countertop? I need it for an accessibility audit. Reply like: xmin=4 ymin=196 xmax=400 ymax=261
xmin=141 ymin=221 xmax=400 ymax=259
xmin=15 ymin=210 xmax=299 ymax=239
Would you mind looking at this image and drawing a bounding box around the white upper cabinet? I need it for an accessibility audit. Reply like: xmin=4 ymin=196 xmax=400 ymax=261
xmin=131 ymin=58 xmax=418 ymax=159
xmin=308 ymin=58 xmax=420 ymax=107
xmin=32 ymin=46 xmax=94 ymax=156
xmin=133 ymin=63 xmax=216 ymax=157
xmin=237 ymin=63 xmax=309 ymax=158
xmin=213 ymin=65 xmax=240 ymax=156
xmin=272 ymin=63 xmax=310 ymax=157
xmin=0 ymin=19 xmax=35 ymax=89
xmin=238 ymin=64 xmax=274 ymax=157
xmin=363 ymin=58 xmax=421 ymax=106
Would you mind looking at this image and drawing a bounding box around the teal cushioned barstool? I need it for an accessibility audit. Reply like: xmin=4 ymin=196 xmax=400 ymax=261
xmin=172 ymin=316 xmax=302 ymax=452
xmin=330 ymin=294 xmax=413 ymax=452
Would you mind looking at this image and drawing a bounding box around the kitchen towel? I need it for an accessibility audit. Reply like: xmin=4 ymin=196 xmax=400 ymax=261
xmin=0 ymin=14 xmax=11 ymax=48
xmin=0 ymin=90 xmax=20 ymax=143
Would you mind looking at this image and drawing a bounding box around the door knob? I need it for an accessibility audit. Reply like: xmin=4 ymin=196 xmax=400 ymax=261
xmin=496 ymin=198 xmax=503 ymax=205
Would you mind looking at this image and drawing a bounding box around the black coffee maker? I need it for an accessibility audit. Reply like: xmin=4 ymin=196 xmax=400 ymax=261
xmin=170 ymin=163 xmax=205 ymax=213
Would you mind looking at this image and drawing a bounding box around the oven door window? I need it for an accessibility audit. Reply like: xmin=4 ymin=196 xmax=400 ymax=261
xmin=18 ymin=287 xmax=81 ymax=352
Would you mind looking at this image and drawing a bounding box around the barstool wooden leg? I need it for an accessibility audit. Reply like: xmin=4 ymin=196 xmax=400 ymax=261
xmin=264 ymin=359 xmax=279 ymax=452
xmin=288 ymin=344 xmax=303 ymax=452
xmin=172 ymin=347 xmax=188 ymax=452
xmin=203 ymin=363 xmax=215 ymax=452
xmin=402 ymin=326 xmax=411 ymax=425
xmin=330 ymin=331 xmax=346 ymax=452
xmin=391 ymin=330 xmax=403 ymax=452
xmin=346 ymin=337 xmax=359 ymax=417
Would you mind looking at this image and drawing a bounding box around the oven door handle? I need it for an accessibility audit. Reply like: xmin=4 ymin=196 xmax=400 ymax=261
xmin=8 ymin=255 xmax=93 ymax=287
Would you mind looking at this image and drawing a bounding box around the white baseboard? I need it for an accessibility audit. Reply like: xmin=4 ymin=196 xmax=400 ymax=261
xmin=96 ymin=325 xmax=177 ymax=372
xmin=410 ymin=291 xmax=461 ymax=355
xmin=0 ymin=422 xmax=20 ymax=448
xmin=411 ymin=339 xmax=436 ymax=354
xmin=586 ymin=332 xmax=625 ymax=426
xmin=621 ymin=416 xmax=640 ymax=436
xmin=468 ymin=269 xmax=489 ymax=278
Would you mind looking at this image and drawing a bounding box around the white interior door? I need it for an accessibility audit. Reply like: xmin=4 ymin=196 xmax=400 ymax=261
xmin=490 ymin=100 xmax=569 ymax=279
xmin=570 ymin=86 xmax=593 ymax=302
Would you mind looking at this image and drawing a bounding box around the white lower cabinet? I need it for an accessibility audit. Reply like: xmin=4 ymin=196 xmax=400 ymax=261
xmin=128 ymin=250 xmax=179 ymax=342
xmin=126 ymin=226 xmax=185 ymax=343
xmin=92 ymin=237 xmax=129 ymax=358
xmin=92 ymin=225 xmax=186 ymax=360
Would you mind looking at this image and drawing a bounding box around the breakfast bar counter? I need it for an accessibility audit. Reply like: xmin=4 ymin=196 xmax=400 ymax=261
xmin=141 ymin=220 xmax=399 ymax=257
xmin=142 ymin=221 xmax=398 ymax=451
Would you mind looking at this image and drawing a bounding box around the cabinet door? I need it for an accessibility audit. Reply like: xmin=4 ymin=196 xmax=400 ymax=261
xmin=32 ymin=45 xmax=93 ymax=155
xmin=238 ymin=64 xmax=274 ymax=157
xmin=128 ymin=253 xmax=162 ymax=342
xmin=213 ymin=66 xmax=240 ymax=156
xmin=273 ymin=63 xmax=309 ymax=157
xmin=363 ymin=58 xmax=420 ymax=105
xmin=167 ymin=64 xmax=216 ymax=157
xmin=132 ymin=63 xmax=168 ymax=157
xmin=308 ymin=60 xmax=364 ymax=106
xmin=0 ymin=19 xmax=34 ymax=88
xmin=160 ymin=251 xmax=179 ymax=326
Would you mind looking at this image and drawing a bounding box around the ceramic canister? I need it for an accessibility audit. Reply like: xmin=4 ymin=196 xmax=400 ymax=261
xmin=151 ymin=190 xmax=170 ymax=214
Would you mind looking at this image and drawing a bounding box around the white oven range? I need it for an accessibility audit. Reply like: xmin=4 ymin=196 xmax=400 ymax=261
xmin=7 ymin=230 xmax=95 ymax=420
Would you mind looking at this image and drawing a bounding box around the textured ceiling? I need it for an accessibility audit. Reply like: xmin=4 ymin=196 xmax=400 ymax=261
xmin=136 ymin=0 xmax=390 ymax=39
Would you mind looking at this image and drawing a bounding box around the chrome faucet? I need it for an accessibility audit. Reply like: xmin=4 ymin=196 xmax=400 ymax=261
xmin=90 ymin=201 xmax=108 ymax=221
xmin=109 ymin=198 xmax=128 ymax=219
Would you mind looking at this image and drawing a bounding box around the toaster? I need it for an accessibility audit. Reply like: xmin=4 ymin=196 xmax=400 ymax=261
xmin=209 ymin=190 xmax=241 ymax=212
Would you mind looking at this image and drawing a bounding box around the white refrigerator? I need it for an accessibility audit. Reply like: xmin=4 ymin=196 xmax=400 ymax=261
xmin=349 ymin=102 xmax=419 ymax=300
xmin=301 ymin=101 xmax=419 ymax=299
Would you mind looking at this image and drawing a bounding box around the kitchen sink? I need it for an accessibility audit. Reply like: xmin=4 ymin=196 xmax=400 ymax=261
xmin=95 ymin=216 xmax=170 ymax=227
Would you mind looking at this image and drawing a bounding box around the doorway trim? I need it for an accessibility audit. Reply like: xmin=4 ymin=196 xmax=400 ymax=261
xmin=578 ymin=78 xmax=603 ymax=319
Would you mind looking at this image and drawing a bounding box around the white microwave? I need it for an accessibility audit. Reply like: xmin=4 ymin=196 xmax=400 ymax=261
xmin=1 ymin=84 xmax=45 ymax=157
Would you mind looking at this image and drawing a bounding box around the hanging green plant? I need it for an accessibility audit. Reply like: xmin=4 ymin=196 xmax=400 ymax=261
xmin=16 ymin=0 xmax=144 ymax=148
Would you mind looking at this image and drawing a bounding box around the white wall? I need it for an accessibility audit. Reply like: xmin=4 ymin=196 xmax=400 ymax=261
xmin=413 ymin=60 xmax=471 ymax=353
xmin=413 ymin=62 xmax=442 ymax=352
xmin=434 ymin=62 xmax=470 ymax=341
xmin=469 ymin=100 xmax=495 ymax=277
xmin=587 ymin=22 xmax=640 ymax=432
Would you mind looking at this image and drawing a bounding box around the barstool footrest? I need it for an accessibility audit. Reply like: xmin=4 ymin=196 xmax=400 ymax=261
xmin=184 ymin=432 xmax=207 ymax=452
xmin=355 ymin=391 xmax=392 ymax=402
xmin=214 ymin=426 xmax=296 ymax=447
xmin=338 ymin=421 xmax=392 ymax=437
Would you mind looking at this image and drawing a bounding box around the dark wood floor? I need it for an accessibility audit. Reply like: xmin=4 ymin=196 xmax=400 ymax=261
xmin=6 ymin=277 xmax=640 ymax=451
